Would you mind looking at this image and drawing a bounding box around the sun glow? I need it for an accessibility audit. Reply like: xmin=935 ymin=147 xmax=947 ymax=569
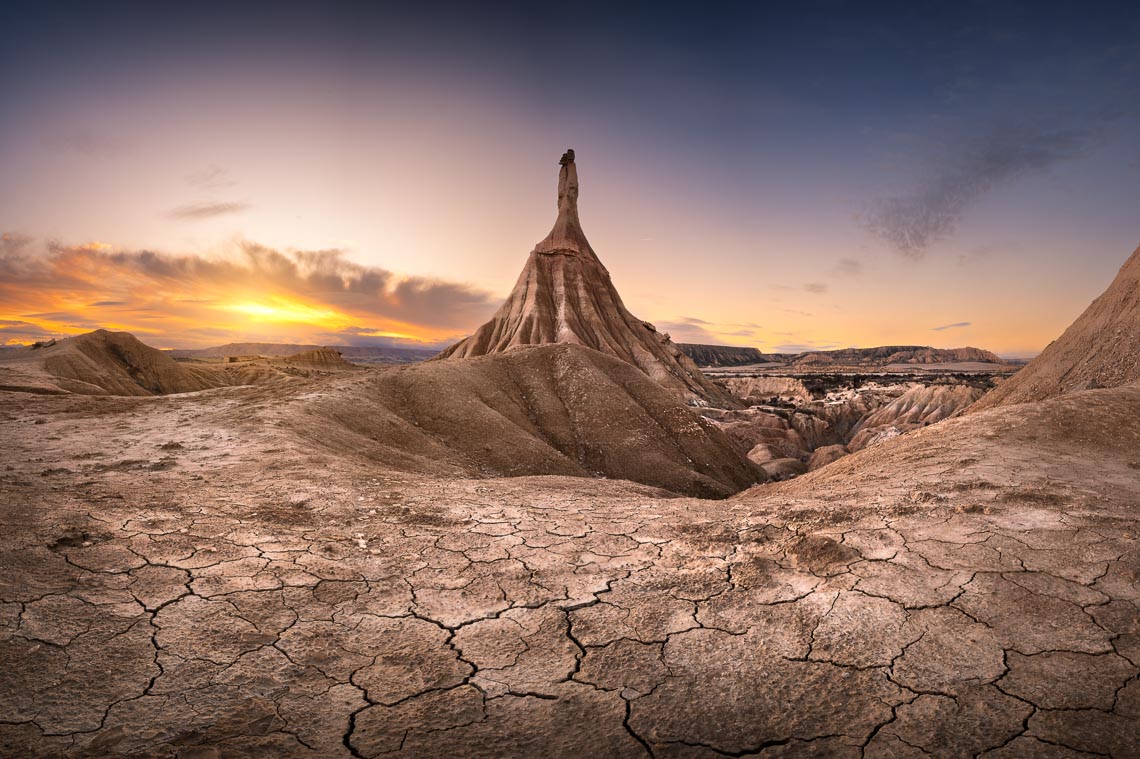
xmin=222 ymin=298 xmax=347 ymax=326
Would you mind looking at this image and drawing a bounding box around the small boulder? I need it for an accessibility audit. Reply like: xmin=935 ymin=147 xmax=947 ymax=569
xmin=760 ymin=457 xmax=808 ymax=481
xmin=808 ymin=444 xmax=849 ymax=471
xmin=746 ymin=443 xmax=779 ymax=464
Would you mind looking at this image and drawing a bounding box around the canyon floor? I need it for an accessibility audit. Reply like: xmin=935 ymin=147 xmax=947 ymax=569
xmin=2 ymin=376 xmax=1138 ymax=758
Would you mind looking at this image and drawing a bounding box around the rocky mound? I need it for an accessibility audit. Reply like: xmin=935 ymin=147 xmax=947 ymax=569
xmin=439 ymin=150 xmax=730 ymax=405
xmin=0 ymin=330 xmax=233 ymax=396
xmin=679 ymin=344 xmax=772 ymax=367
xmin=972 ymin=244 xmax=1140 ymax=410
xmin=301 ymin=343 xmax=762 ymax=498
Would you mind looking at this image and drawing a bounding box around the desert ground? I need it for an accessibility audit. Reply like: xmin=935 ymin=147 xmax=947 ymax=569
xmin=1 ymin=353 xmax=1138 ymax=757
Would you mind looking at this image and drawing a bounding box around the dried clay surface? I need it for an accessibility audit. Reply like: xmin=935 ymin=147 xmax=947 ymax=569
xmin=1 ymin=373 xmax=1138 ymax=758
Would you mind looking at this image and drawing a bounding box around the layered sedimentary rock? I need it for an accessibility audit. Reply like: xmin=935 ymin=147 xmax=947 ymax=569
xmin=973 ymin=244 xmax=1140 ymax=410
xmin=440 ymin=150 xmax=730 ymax=405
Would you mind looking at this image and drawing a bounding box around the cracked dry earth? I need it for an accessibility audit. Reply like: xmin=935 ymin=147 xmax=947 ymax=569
xmin=1 ymin=382 xmax=1139 ymax=758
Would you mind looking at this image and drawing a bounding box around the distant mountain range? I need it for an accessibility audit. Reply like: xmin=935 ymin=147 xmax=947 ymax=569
xmin=679 ymin=343 xmax=1005 ymax=368
xmin=167 ymin=342 xmax=438 ymax=365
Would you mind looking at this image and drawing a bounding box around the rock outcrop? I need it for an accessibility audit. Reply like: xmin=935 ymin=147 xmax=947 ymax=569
xmin=723 ymin=377 xmax=813 ymax=405
xmin=847 ymin=384 xmax=985 ymax=451
xmin=279 ymin=347 xmax=354 ymax=372
xmin=439 ymin=150 xmax=730 ymax=405
xmin=972 ymin=244 xmax=1140 ymax=410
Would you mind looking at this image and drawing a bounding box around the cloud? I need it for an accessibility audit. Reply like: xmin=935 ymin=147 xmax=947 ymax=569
xmin=931 ymin=321 xmax=971 ymax=331
xmin=186 ymin=165 xmax=237 ymax=191
xmin=802 ymin=282 xmax=828 ymax=294
xmin=653 ymin=316 xmax=767 ymax=346
xmin=42 ymin=130 xmax=126 ymax=159
xmin=169 ymin=201 xmax=252 ymax=220
xmin=654 ymin=317 xmax=722 ymax=344
xmin=835 ymin=258 xmax=862 ymax=277
xmin=865 ymin=124 xmax=1087 ymax=257
xmin=0 ymin=238 xmax=500 ymax=347
xmin=770 ymin=342 xmax=839 ymax=353
xmin=1 ymin=233 xmax=33 ymax=255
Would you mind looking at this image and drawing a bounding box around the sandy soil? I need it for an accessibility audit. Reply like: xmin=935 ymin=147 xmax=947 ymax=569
xmin=1 ymin=375 xmax=1137 ymax=758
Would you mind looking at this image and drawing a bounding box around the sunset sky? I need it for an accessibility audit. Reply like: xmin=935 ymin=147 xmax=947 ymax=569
xmin=2 ymin=2 xmax=1139 ymax=356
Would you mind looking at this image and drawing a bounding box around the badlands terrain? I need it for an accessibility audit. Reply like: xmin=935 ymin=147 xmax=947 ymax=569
xmin=1 ymin=154 xmax=1138 ymax=757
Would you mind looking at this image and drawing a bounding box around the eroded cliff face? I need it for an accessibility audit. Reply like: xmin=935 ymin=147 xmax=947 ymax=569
xmin=439 ymin=150 xmax=731 ymax=405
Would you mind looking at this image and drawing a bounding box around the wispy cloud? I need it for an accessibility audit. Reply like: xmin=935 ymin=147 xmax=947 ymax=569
xmin=168 ymin=201 xmax=252 ymax=220
xmin=835 ymin=258 xmax=862 ymax=277
xmin=866 ymin=124 xmax=1088 ymax=258
xmin=771 ymin=282 xmax=828 ymax=295
xmin=655 ymin=317 xmax=721 ymax=344
xmin=931 ymin=321 xmax=971 ymax=331
xmin=654 ymin=316 xmax=765 ymax=346
xmin=186 ymin=165 xmax=236 ymax=191
xmin=770 ymin=342 xmax=839 ymax=353
xmin=42 ymin=130 xmax=127 ymax=159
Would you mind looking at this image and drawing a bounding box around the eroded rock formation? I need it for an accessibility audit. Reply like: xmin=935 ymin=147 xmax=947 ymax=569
xmin=439 ymin=150 xmax=730 ymax=405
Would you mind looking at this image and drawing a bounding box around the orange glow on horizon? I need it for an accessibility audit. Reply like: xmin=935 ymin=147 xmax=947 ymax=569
xmin=221 ymin=298 xmax=347 ymax=327
xmin=0 ymin=241 xmax=481 ymax=349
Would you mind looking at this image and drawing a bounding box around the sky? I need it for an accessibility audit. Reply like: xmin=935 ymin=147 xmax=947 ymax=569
xmin=2 ymin=1 xmax=1139 ymax=356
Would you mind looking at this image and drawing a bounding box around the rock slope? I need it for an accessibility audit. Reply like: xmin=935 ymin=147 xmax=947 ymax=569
xmin=439 ymin=150 xmax=729 ymax=404
xmin=303 ymin=343 xmax=761 ymax=498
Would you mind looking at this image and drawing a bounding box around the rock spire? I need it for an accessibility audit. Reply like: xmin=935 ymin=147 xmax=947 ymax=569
xmin=439 ymin=150 xmax=730 ymax=404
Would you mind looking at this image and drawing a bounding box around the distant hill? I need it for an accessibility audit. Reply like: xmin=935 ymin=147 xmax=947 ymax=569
xmin=0 ymin=330 xmax=238 ymax=396
xmin=793 ymin=346 xmax=1003 ymax=367
xmin=682 ymin=343 xmax=1004 ymax=369
xmin=169 ymin=342 xmax=437 ymax=365
xmin=678 ymin=344 xmax=776 ymax=367
xmin=0 ymin=331 xmax=367 ymax=396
